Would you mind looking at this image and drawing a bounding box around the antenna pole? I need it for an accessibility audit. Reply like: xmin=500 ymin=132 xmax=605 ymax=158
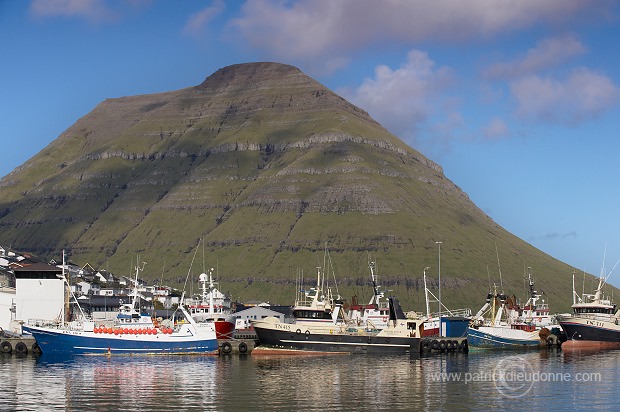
xmin=436 ymin=241 xmax=442 ymax=317
xmin=495 ymin=243 xmax=504 ymax=293
xmin=424 ymin=267 xmax=431 ymax=318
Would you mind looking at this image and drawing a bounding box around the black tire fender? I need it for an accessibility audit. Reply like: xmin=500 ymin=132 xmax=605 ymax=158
xmin=221 ymin=342 xmax=232 ymax=354
xmin=238 ymin=342 xmax=248 ymax=353
xmin=1 ymin=341 xmax=11 ymax=354
xmin=15 ymin=341 xmax=28 ymax=354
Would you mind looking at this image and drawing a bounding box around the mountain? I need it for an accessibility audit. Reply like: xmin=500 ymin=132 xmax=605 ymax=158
xmin=0 ymin=62 xmax=604 ymax=312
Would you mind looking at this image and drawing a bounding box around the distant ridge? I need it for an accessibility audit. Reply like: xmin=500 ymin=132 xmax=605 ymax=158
xmin=0 ymin=62 xmax=603 ymax=311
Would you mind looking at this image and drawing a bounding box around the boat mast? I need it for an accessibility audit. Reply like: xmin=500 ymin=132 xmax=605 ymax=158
xmin=209 ymin=268 xmax=215 ymax=316
xmin=436 ymin=241 xmax=442 ymax=317
xmin=423 ymin=267 xmax=431 ymax=318
xmin=368 ymin=261 xmax=381 ymax=306
xmin=526 ymin=267 xmax=538 ymax=307
xmin=62 ymin=250 xmax=66 ymax=325
xmin=131 ymin=260 xmax=145 ymax=311
xmin=60 ymin=249 xmax=87 ymax=322
xmin=572 ymin=270 xmax=577 ymax=305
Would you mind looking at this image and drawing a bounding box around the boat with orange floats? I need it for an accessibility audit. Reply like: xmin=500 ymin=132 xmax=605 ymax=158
xmin=22 ymin=258 xmax=218 ymax=356
xmin=92 ymin=326 xmax=175 ymax=335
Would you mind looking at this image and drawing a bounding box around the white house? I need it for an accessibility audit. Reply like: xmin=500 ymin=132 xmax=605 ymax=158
xmin=77 ymin=281 xmax=101 ymax=295
xmin=99 ymin=288 xmax=125 ymax=296
xmin=0 ymin=286 xmax=16 ymax=332
xmin=70 ymin=283 xmax=83 ymax=296
xmin=13 ymin=263 xmax=66 ymax=329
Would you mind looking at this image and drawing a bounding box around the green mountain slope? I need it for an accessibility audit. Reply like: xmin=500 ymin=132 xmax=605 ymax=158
xmin=0 ymin=62 xmax=606 ymax=312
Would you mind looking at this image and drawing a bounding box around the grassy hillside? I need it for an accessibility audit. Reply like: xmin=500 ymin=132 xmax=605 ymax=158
xmin=0 ymin=62 xmax=608 ymax=313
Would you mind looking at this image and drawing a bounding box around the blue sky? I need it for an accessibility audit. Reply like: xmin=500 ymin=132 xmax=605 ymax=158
xmin=2 ymin=0 xmax=620 ymax=286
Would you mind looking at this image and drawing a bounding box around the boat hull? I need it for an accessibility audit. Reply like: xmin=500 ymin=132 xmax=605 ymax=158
xmin=467 ymin=326 xmax=542 ymax=348
xmin=23 ymin=326 xmax=218 ymax=356
xmin=214 ymin=320 xmax=235 ymax=340
xmin=253 ymin=325 xmax=420 ymax=354
xmin=559 ymin=316 xmax=620 ymax=347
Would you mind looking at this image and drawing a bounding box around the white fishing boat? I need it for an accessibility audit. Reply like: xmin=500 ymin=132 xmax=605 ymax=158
xmin=347 ymin=262 xmax=390 ymax=329
xmin=185 ymin=268 xmax=235 ymax=340
xmin=253 ymin=261 xmax=421 ymax=355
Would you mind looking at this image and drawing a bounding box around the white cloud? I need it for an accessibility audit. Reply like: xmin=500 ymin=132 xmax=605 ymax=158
xmin=183 ymin=0 xmax=226 ymax=37
xmin=485 ymin=34 xmax=586 ymax=80
xmin=339 ymin=50 xmax=454 ymax=143
xmin=482 ymin=118 xmax=510 ymax=140
xmin=230 ymin=0 xmax=601 ymax=67
xmin=29 ymin=0 xmax=117 ymax=23
xmin=510 ymin=68 xmax=619 ymax=124
xmin=531 ymin=232 xmax=578 ymax=241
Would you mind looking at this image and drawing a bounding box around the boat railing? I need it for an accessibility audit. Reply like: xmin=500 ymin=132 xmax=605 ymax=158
xmin=27 ymin=318 xmax=61 ymax=328
xmin=577 ymin=313 xmax=618 ymax=322
xmin=430 ymin=308 xmax=472 ymax=318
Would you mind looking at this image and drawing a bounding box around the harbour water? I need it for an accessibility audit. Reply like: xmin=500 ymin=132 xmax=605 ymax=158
xmin=1 ymin=348 xmax=618 ymax=411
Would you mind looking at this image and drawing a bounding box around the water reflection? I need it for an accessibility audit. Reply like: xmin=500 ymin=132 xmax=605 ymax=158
xmin=1 ymin=349 xmax=619 ymax=411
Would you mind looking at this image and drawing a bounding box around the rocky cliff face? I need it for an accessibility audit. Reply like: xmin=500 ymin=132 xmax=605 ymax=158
xmin=0 ymin=62 xmax=581 ymax=311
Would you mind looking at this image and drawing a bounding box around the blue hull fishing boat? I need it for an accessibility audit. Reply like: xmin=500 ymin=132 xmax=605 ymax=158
xmin=467 ymin=325 xmax=542 ymax=348
xmin=468 ymin=270 xmax=560 ymax=349
xmin=23 ymin=319 xmax=218 ymax=355
xmin=23 ymin=257 xmax=218 ymax=356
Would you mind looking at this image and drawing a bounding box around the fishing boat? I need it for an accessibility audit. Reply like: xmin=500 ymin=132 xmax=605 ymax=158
xmin=185 ymin=268 xmax=235 ymax=340
xmin=22 ymin=259 xmax=218 ymax=356
xmin=252 ymin=266 xmax=421 ymax=355
xmin=347 ymin=262 xmax=390 ymax=329
xmin=467 ymin=270 xmax=559 ymax=348
xmin=557 ymin=270 xmax=620 ymax=350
